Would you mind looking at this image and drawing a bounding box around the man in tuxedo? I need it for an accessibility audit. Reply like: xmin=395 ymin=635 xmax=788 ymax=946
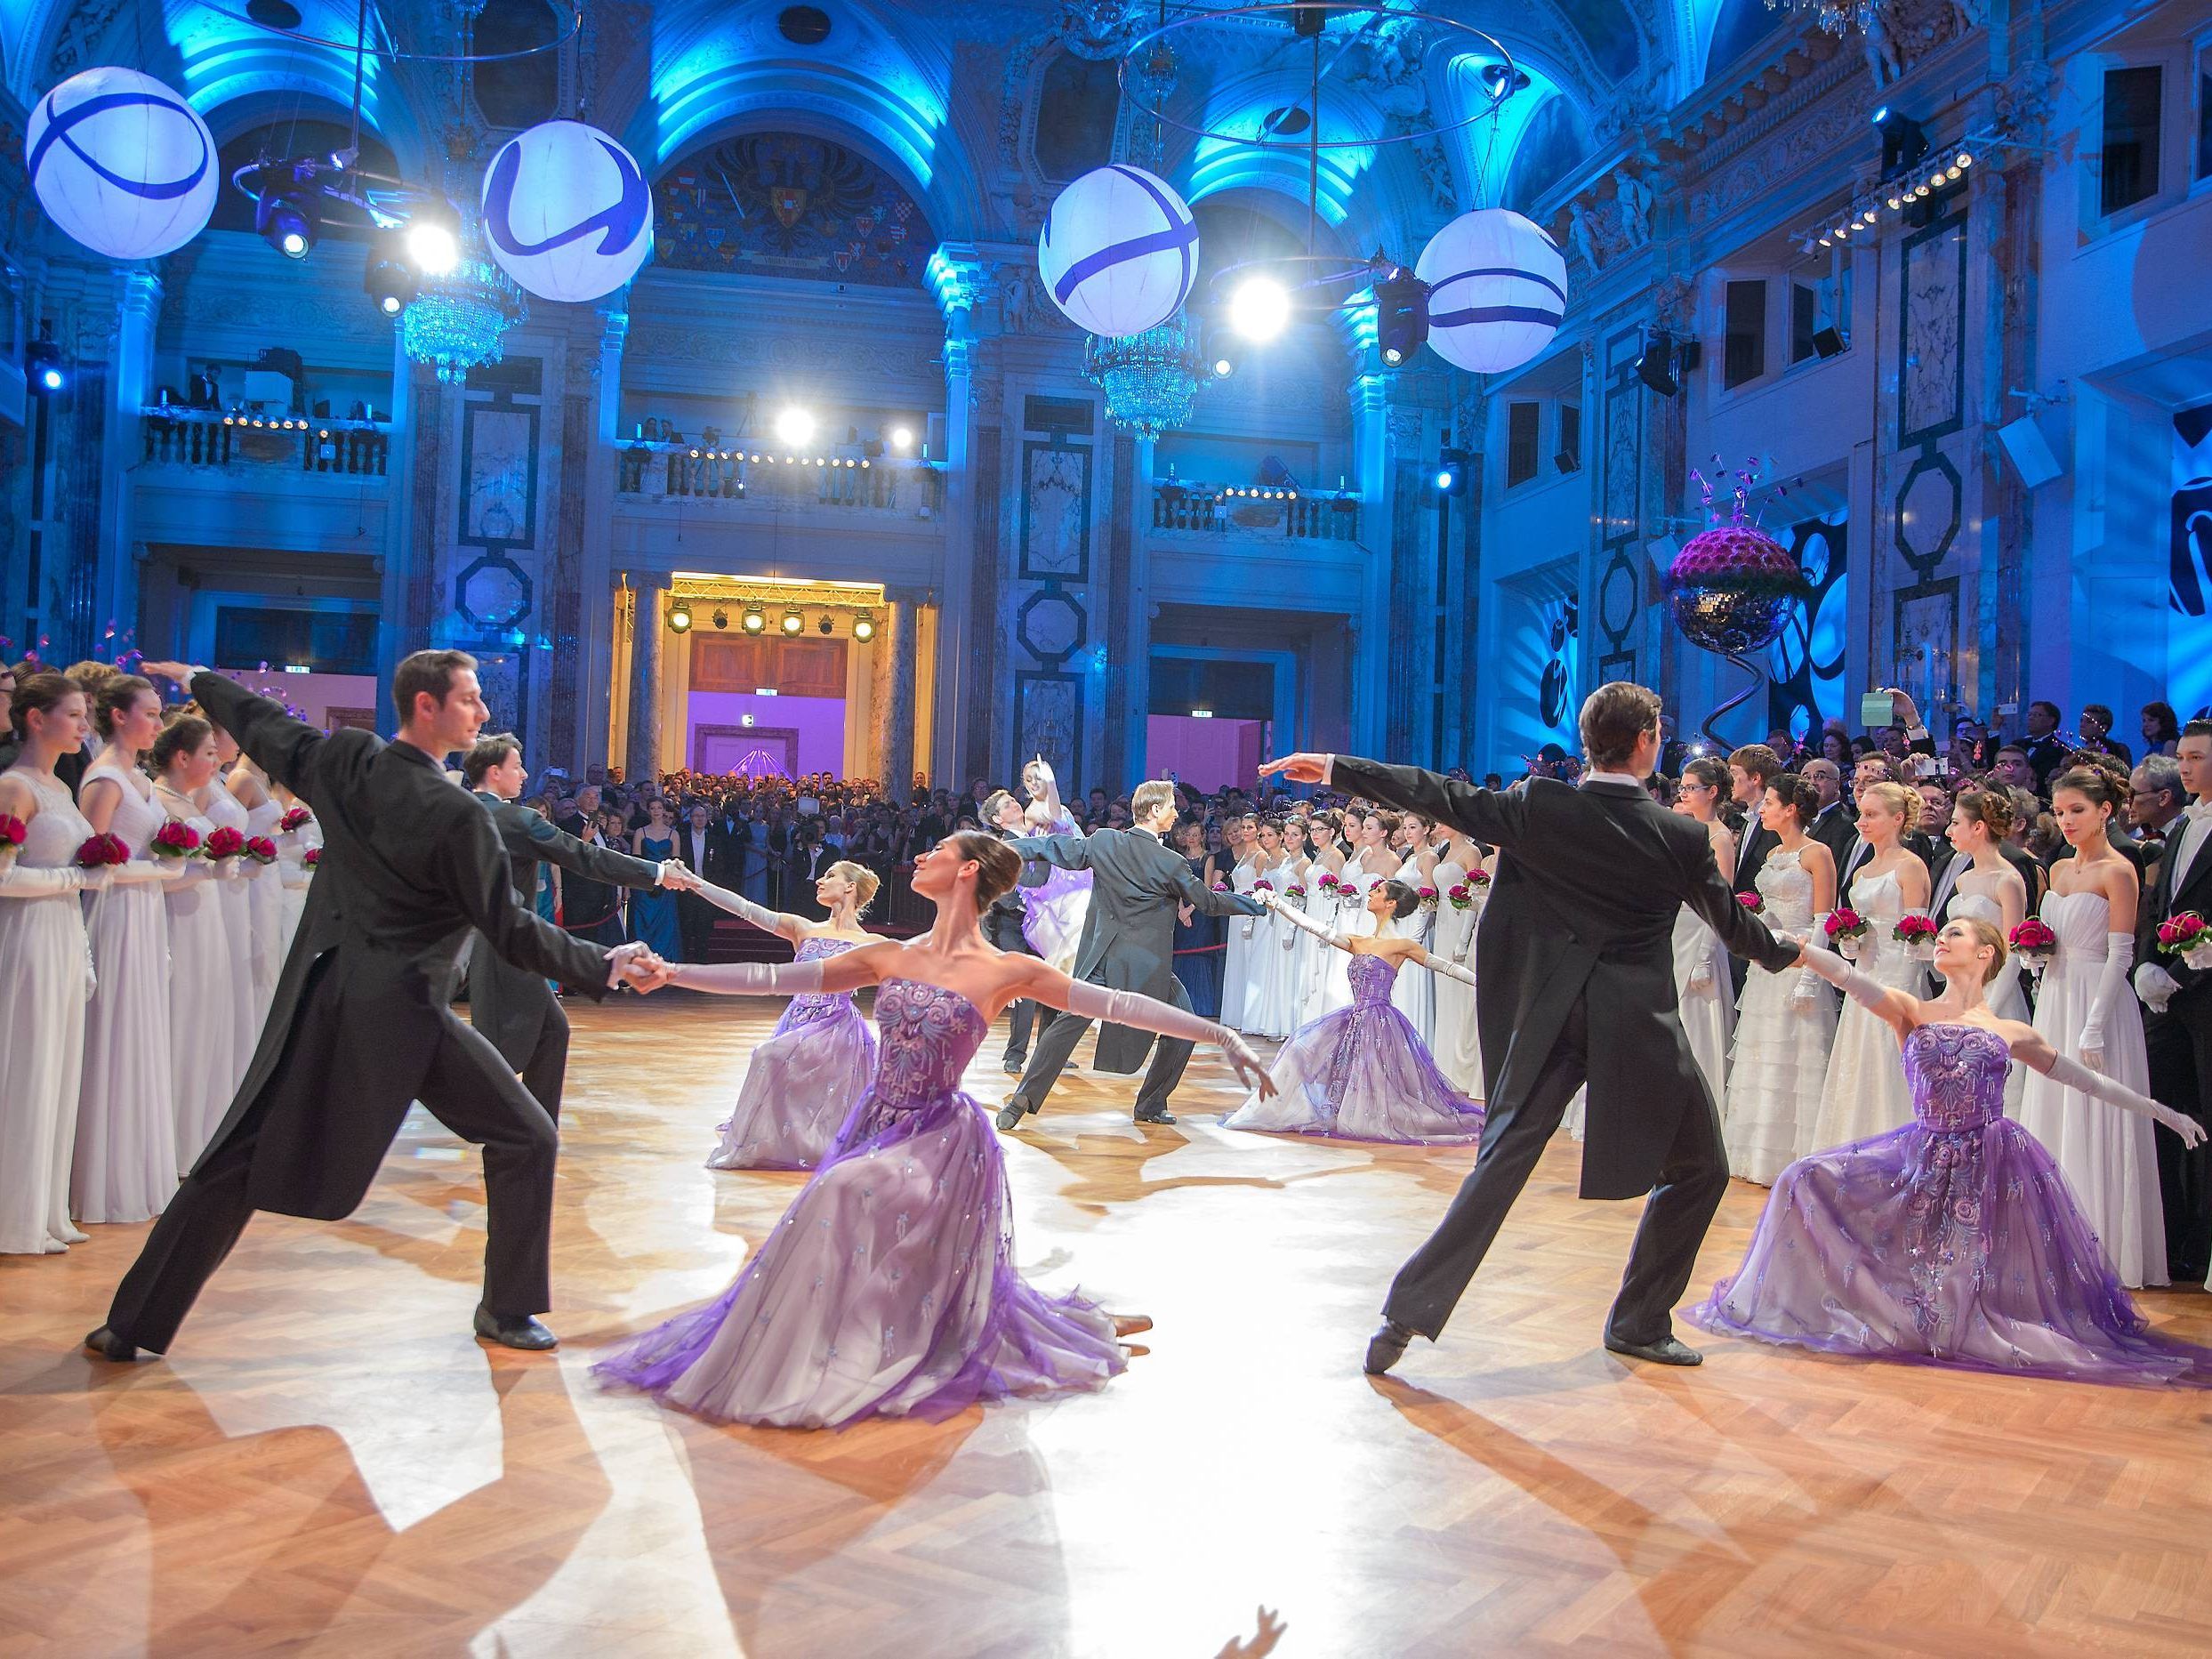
xmin=674 ymin=801 xmax=719 ymax=958
xmin=466 ymin=732 xmax=681 ymax=1120
xmin=1265 ymin=683 xmax=1798 ymax=1373
xmin=2136 ymin=720 xmax=2212 ymax=1281
xmin=704 ymin=797 xmax=749 ymax=890
xmin=1725 ymin=744 xmax=1783 ymax=998
xmin=1803 ymin=758 xmax=1857 ymax=870
xmin=2128 ymin=757 xmax=2188 ymax=858
xmin=997 ymin=779 xmax=1263 ymax=1128
xmin=2022 ymin=700 xmax=2070 ymax=793
xmin=90 ymin=655 xmax=648 ymax=1363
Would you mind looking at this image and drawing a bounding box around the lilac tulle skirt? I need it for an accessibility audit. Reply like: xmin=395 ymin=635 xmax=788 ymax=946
xmin=1689 ymin=1119 xmax=2212 ymax=1388
xmin=1222 ymin=998 xmax=1484 ymax=1146
xmin=599 ymin=1083 xmax=1125 ymax=1429
xmin=706 ymin=995 xmax=877 ymax=1172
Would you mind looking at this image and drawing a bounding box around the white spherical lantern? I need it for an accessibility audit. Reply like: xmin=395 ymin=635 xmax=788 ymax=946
xmin=28 ymin=67 xmax=218 ymax=262
xmin=1038 ymin=165 xmax=1198 ymax=338
xmin=1415 ymin=208 xmax=1567 ymax=374
xmin=481 ymin=119 xmax=655 ymax=304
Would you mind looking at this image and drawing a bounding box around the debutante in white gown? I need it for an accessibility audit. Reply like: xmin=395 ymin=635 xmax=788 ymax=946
xmin=1804 ymin=869 xmax=1922 ymax=1156
xmin=1388 ymin=853 xmax=1435 ymax=1044
xmin=1947 ymin=889 xmax=2028 ymax=1114
xmin=0 ymin=769 xmax=94 ymax=1254
xmin=1307 ymin=863 xmax=1385 ymax=1019
xmin=1429 ymin=861 xmax=1483 ymax=1096
xmin=1281 ymin=876 xmax=1326 ymax=1036
xmin=244 ymin=795 xmax=286 ymax=1021
xmin=1221 ymin=856 xmax=1257 ymax=1030
xmin=2015 ymin=890 xmax=2166 ymax=1287
xmin=73 ymin=763 xmax=179 ymax=1225
xmin=202 ymin=778 xmax=261 ymax=1083
xmin=1721 ymin=847 xmax=1838 ymax=1185
xmin=276 ymin=810 xmax=320 ymax=955
xmin=1243 ymin=859 xmax=1299 ymax=1039
xmin=162 ymin=807 xmax=239 ymax=1168
xmin=1672 ymin=902 xmax=1733 ymax=1108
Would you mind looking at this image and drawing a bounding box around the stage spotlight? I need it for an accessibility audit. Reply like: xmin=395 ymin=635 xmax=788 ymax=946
xmin=1478 ymin=60 xmax=1532 ymax=101
xmin=743 ymin=605 xmax=766 ymax=633
xmin=1872 ymin=105 xmax=1928 ymax=174
xmin=667 ymin=602 xmax=693 ymax=633
xmin=852 ymin=612 xmax=876 ymax=642
xmin=889 ymin=424 xmax=913 ymax=451
xmin=775 ymin=407 xmax=816 ymax=447
xmin=1229 ymin=276 xmax=1291 ymax=342
xmin=782 ymin=608 xmax=804 ymax=634
xmin=406 ymin=208 xmax=460 ymax=276
xmin=1434 ymin=448 xmax=1470 ymax=495
xmin=817 ymin=613 xmax=833 ymax=634
xmin=1956 ymin=150 xmax=1973 ymax=168
xmin=27 ymin=338 xmax=65 ymax=395
xmin=1374 ymin=264 xmax=1429 ymax=367
xmin=256 ymin=186 xmax=318 ymax=259
xmin=712 ymin=608 xmax=729 ymax=630
xmin=365 ymin=234 xmax=418 ymax=317
xmin=1635 ymin=334 xmax=1700 ymax=398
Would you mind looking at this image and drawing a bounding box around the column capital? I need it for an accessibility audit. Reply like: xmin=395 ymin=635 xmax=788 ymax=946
xmin=927 ymin=243 xmax=996 ymax=332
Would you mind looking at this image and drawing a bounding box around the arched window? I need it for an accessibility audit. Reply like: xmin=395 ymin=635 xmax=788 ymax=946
xmin=1033 ymin=52 xmax=1122 ymax=183
xmin=471 ymin=0 xmax=559 ymax=131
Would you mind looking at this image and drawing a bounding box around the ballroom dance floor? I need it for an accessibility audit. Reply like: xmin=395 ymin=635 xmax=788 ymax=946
xmin=5 ymin=990 xmax=2212 ymax=1656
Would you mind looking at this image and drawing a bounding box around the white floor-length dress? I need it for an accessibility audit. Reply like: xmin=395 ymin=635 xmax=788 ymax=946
xmin=1671 ymin=902 xmax=1733 ymax=1110
xmin=1388 ymin=853 xmax=1435 ymax=1044
xmin=1429 ymin=860 xmax=1481 ymax=1096
xmin=202 ymin=778 xmax=261 ymax=1084
xmin=1803 ymin=869 xmax=1920 ymax=1156
xmin=1720 ymin=847 xmax=1838 ymax=1184
xmin=162 ymin=806 xmax=240 ymax=1169
xmin=244 ymin=795 xmax=286 ymax=1021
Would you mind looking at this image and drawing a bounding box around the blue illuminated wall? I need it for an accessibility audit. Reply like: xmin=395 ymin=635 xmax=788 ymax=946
xmin=1769 ymin=513 xmax=1847 ymax=742
xmin=2171 ymin=405 xmax=2212 ymax=721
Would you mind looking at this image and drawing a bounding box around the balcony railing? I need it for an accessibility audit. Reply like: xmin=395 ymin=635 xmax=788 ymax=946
xmin=141 ymin=407 xmax=390 ymax=476
xmin=1151 ymin=480 xmax=1362 ymax=542
xmin=617 ymin=446 xmax=945 ymax=515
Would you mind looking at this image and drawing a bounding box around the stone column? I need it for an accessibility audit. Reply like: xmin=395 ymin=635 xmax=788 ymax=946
xmin=879 ymin=587 xmax=921 ymax=801
xmin=625 ymin=570 xmax=665 ymax=784
xmin=93 ymin=269 xmax=161 ymax=656
xmin=1347 ymin=373 xmax=1393 ymax=755
xmin=575 ymin=304 xmax=629 ymax=771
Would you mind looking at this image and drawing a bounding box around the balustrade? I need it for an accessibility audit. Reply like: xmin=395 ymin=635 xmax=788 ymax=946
xmin=1150 ymin=480 xmax=1361 ymax=542
xmin=141 ymin=409 xmax=390 ymax=476
xmin=616 ymin=447 xmax=945 ymax=515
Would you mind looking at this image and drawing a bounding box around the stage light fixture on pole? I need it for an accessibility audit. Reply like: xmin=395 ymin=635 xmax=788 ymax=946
xmin=667 ymin=601 xmax=693 ymax=633
xmin=27 ymin=336 xmax=65 ymax=395
xmin=743 ymin=605 xmax=766 ymax=633
xmin=852 ymin=612 xmax=877 ymax=641
xmin=364 ymin=230 xmax=418 ymax=316
xmin=782 ymin=608 xmax=804 ymax=634
xmin=1373 ymin=262 xmax=1429 ymax=368
xmin=712 ymin=608 xmax=729 ymax=630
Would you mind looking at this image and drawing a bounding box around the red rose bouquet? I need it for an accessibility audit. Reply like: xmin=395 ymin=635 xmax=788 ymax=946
xmin=303 ymin=847 xmax=322 ymax=870
xmin=0 ymin=813 xmax=24 ymax=863
xmin=1467 ymin=868 xmax=1491 ymax=889
xmin=1283 ymin=882 xmax=1307 ymax=907
xmin=1824 ymin=906 xmax=1869 ymax=959
xmin=244 ymin=835 xmax=278 ymax=865
xmin=1448 ymin=882 xmax=1475 ymax=911
xmin=204 ymin=825 xmax=245 ymax=862
xmin=2008 ymin=917 xmax=2057 ymax=973
xmin=1417 ymin=884 xmax=1439 ymax=912
xmin=1317 ymin=872 xmax=1342 ymax=898
xmin=149 ymin=820 xmax=201 ymax=860
xmin=2156 ymin=911 xmax=2212 ymax=971
xmin=1736 ymin=891 xmax=1765 ymax=914
xmin=278 ymin=807 xmax=313 ymax=834
xmin=1892 ymin=913 xmax=1941 ymax=962
xmin=75 ymin=834 xmax=130 ymax=868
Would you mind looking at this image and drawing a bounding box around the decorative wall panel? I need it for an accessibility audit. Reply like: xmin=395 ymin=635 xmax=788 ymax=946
xmin=655 ymin=133 xmax=933 ymax=287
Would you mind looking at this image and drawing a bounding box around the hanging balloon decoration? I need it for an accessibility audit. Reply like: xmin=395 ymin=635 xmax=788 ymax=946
xmin=1038 ymin=164 xmax=1199 ymax=339
xmin=1415 ymin=207 xmax=1567 ymax=375
xmin=27 ymin=67 xmax=220 ymax=262
xmin=481 ymin=119 xmax=655 ymax=303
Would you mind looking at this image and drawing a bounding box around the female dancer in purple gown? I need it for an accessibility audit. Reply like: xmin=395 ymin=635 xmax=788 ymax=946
xmin=1221 ymin=880 xmax=1484 ymax=1144
xmin=685 ymin=858 xmax=881 ymax=1171
xmin=597 ymin=832 xmax=1273 ymax=1429
xmin=1690 ymin=918 xmax=2212 ymax=1387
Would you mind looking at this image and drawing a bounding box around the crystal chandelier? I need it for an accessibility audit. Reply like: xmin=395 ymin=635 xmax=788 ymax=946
xmin=1764 ymin=0 xmax=1877 ymax=36
xmin=402 ymin=216 xmax=527 ymax=384
xmin=1085 ymin=310 xmax=1204 ymax=440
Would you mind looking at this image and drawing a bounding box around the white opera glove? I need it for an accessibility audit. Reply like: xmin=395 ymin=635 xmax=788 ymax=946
xmin=1059 ymin=978 xmax=1270 ymax=1091
xmin=2078 ymin=932 xmax=2136 ymax=1073
xmin=1686 ymin=959 xmax=1715 ymax=995
xmin=106 ymin=859 xmax=167 ymax=886
xmin=2041 ymin=1052 xmax=2206 ymax=1147
xmin=656 ymin=858 xmax=690 ymax=890
xmin=210 ymin=858 xmax=242 ymax=882
xmin=687 ymin=876 xmax=780 ymax=932
xmin=1270 ymin=894 xmax=1353 ymax=951
xmin=669 ymin=956 xmax=828 ymax=996
xmin=2136 ymin=961 xmax=2181 ymax=1016
xmin=0 ymin=860 xmax=91 ymax=897
xmin=1426 ymin=955 xmax=1476 ymax=989
xmin=1794 ymin=915 xmax=1834 ymax=1007
xmin=1798 ymin=942 xmax=1891 ymax=1011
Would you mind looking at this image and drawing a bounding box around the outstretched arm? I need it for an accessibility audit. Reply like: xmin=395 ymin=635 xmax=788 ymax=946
xmin=1011 ymin=834 xmax=1094 ymax=873
xmin=658 ymin=939 xmax=897 ymax=995
xmin=2010 ymin=1027 xmax=2207 ymax=1144
xmin=438 ymin=805 xmax=618 ymax=995
xmin=1796 ymin=941 xmax=1915 ymax=1039
xmin=1275 ymin=753 xmax=1524 ymax=850
xmin=1263 ymin=890 xmax=1353 ymax=953
xmin=680 ymin=874 xmax=805 ymax=939
xmin=159 ymin=667 xmax=328 ymax=802
xmin=1408 ymin=943 xmax=1476 ymax=987
xmin=1172 ymin=857 xmax=1265 ymax=918
xmin=1010 ymin=956 xmax=1274 ymax=1095
xmin=519 ymin=809 xmax=665 ymax=891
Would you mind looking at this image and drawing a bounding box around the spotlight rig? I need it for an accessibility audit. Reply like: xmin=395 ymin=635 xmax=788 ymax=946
xmin=232 ymin=145 xmax=466 ymax=319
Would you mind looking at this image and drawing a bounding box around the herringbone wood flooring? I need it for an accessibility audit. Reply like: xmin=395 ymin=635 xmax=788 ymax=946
xmin=4 ymin=989 xmax=2210 ymax=1657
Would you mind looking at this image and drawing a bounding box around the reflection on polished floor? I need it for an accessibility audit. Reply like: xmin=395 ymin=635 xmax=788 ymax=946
xmin=5 ymin=989 xmax=2212 ymax=1656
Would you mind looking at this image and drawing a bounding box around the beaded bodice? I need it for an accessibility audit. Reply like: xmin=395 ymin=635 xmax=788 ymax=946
xmin=782 ymin=936 xmax=862 ymax=1026
xmin=1903 ymin=1023 xmax=2011 ymax=1133
xmin=1755 ymin=846 xmax=1814 ymax=930
xmin=868 ymin=979 xmax=986 ymax=1107
xmin=1348 ymin=951 xmax=1403 ymax=1005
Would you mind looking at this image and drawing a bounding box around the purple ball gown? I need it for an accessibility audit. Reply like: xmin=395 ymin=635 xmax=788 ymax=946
xmin=1221 ymin=952 xmax=1484 ymax=1144
xmin=706 ymin=937 xmax=877 ymax=1171
xmin=598 ymin=978 xmax=1126 ymax=1428
xmin=1690 ymin=1023 xmax=2212 ymax=1387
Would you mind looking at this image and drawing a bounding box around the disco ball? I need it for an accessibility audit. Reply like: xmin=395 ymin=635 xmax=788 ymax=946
xmin=1665 ymin=524 xmax=1807 ymax=656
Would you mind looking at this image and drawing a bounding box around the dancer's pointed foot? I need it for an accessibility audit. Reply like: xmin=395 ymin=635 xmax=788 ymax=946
xmin=1363 ymin=1317 xmax=1416 ymax=1376
xmin=83 ymin=1325 xmax=144 ymax=1362
xmin=473 ymin=1305 xmax=558 ymax=1350
xmin=1111 ymin=1312 xmax=1154 ymax=1338
xmin=1603 ymin=1333 xmax=1701 ymax=1366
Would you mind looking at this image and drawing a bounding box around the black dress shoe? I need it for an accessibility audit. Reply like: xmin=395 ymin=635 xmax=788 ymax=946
xmin=1604 ymin=1333 xmax=1702 ymax=1366
xmin=1363 ymin=1318 xmax=1416 ymax=1376
xmin=1132 ymin=1107 xmax=1177 ymax=1125
xmin=994 ymin=1097 xmax=1035 ymax=1132
xmin=473 ymin=1305 xmax=558 ymax=1350
xmin=84 ymin=1325 xmax=143 ymax=1362
xmin=1002 ymin=1057 xmax=1026 ymax=1075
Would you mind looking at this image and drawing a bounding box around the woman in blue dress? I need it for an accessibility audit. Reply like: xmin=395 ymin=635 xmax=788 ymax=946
xmin=627 ymin=795 xmax=686 ymax=961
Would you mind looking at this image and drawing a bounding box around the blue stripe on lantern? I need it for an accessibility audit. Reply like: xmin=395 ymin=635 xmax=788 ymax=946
xmin=1428 ymin=264 xmax=1567 ymax=305
xmin=1049 ymin=168 xmax=1197 ymax=309
xmin=1430 ymin=304 xmax=1564 ymax=328
xmin=29 ymin=87 xmax=210 ymax=200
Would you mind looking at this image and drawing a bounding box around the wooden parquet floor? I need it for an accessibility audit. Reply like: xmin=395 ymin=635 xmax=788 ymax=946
xmin=5 ymin=990 xmax=2212 ymax=1658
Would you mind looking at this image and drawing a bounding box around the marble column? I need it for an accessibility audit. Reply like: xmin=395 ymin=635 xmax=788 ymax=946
xmin=93 ymin=269 xmax=161 ymax=656
xmin=576 ymin=305 xmax=629 ymax=771
xmin=1347 ymin=373 xmax=1393 ymax=755
xmin=625 ymin=571 xmax=665 ymax=783
xmin=927 ymin=248 xmax=1001 ymax=785
xmin=879 ymin=588 xmax=921 ymax=800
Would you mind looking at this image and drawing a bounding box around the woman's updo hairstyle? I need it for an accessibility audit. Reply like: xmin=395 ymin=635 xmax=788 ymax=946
xmin=93 ymin=673 xmax=157 ymax=739
xmin=1682 ymin=754 xmax=1729 ymax=793
xmin=1378 ymin=878 xmax=1422 ymax=921
xmin=9 ymin=671 xmax=82 ymax=741
xmin=2051 ymin=764 xmax=2121 ymax=817
xmin=151 ymin=713 xmax=213 ymax=776
xmin=1766 ymin=772 xmax=1820 ymax=826
xmin=1953 ymin=785 xmax=2015 ymax=843
xmin=1860 ymin=778 xmax=1922 ymax=834
xmin=948 ymin=829 xmax=1021 ymax=907
xmin=1954 ymin=915 xmax=2009 ymax=985
xmin=825 ymin=858 xmax=881 ymax=914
